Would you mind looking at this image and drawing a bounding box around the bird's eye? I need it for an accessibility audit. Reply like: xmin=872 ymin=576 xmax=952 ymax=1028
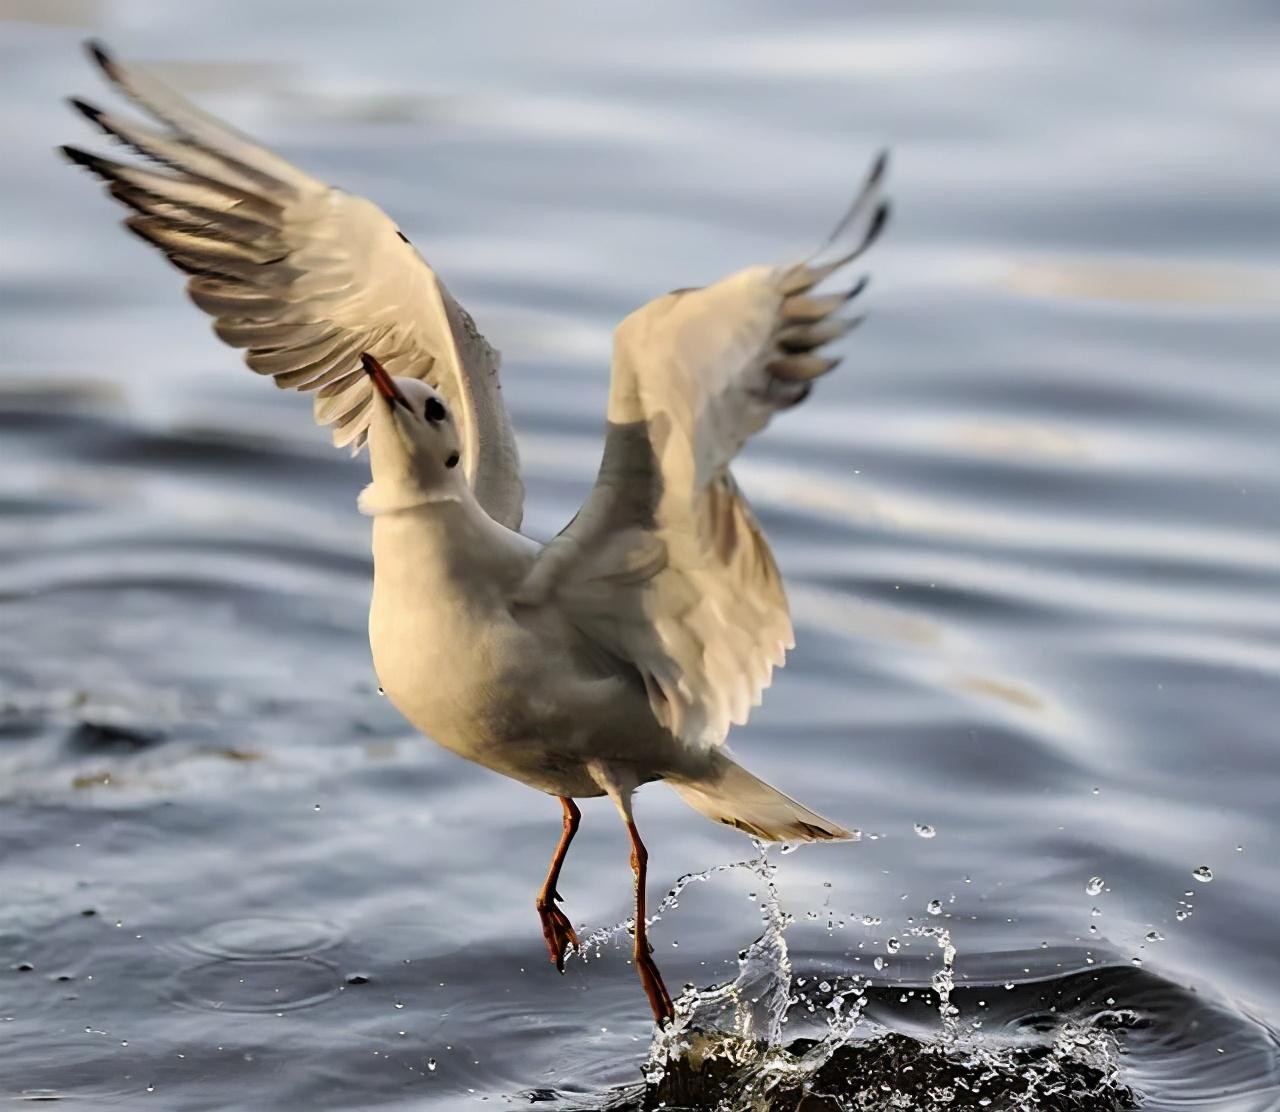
xmin=424 ymin=397 xmax=447 ymax=422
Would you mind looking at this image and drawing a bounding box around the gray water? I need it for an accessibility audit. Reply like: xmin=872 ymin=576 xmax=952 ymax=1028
xmin=2 ymin=2 xmax=1278 ymax=1109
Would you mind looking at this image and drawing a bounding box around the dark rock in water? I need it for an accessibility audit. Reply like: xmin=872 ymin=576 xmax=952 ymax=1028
xmin=67 ymin=719 xmax=165 ymax=752
xmin=613 ymin=1029 xmax=1137 ymax=1112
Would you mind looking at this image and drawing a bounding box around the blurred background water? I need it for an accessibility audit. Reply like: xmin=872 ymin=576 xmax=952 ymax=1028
xmin=1 ymin=1 xmax=1278 ymax=1108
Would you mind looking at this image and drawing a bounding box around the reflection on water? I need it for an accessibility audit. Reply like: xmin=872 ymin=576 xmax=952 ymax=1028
xmin=2 ymin=1 xmax=1279 ymax=1109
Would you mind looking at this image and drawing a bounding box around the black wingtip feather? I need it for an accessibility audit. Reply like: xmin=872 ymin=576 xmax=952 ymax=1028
xmin=58 ymin=144 xmax=97 ymax=170
xmin=869 ymin=148 xmax=890 ymax=187
xmin=866 ymin=200 xmax=891 ymax=246
xmin=68 ymin=96 xmax=104 ymax=126
xmin=107 ymin=182 xmax=151 ymax=218
xmin=58 ymin=145 xmax=126 ymax=188
xmin=870 ymin=199 xmax=890 ymax=238
xmin=85 ymin=39 xmax=115 ymax=75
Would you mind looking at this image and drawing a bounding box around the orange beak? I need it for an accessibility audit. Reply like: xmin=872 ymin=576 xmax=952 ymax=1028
xmin=361 ymin=353 xmax=411 ymax=411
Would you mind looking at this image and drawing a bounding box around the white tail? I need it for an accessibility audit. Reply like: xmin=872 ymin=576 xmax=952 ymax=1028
xmin=667 ymin=754 xmax=852 ymax=843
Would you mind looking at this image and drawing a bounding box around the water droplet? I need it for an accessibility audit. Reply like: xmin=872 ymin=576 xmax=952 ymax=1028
xmin=861 ymin=914 xmax=881 ymax=926
xmin=1145 ymin=930 xmax=1164 ymax=943
xmin=393 ymin=1001 xmax=405 ymax=1010
xmin=1131 ymin=957 xmax=1143 ymax=966
xmin=779 ymin=843 xmax=798 ymax=855
xmin=1003 ymin=982 xmax=1015 ymax=990
xmin=873 ymin=956 xmax=885 ymax=970
xmin=426 ymin=1058 xmax=437 ymax=1072
xmin=1191 ymin=866 xmax=1213 ymax=883
xmin=1085 ymin=876 xmax=1105 ymax=895
xmin=885 ymin=937 xmax=900 ymax=954
xmin=312 ymin=803 xmax=321 ymax=812
xmin=1175 ymin=909 xmax=1191 ymax=922
xmin=818 ymin=980 xmax=831 ymax=993
xmin=1090 ymin=906 xmax=1102 ymax=917
xmin=1236 ymin=845 xmax=1244 ymax=853
xmin=927 ymin=899 xmax=943 ymax=916
xmin=914 ymin=823 xmax=936 ymax=839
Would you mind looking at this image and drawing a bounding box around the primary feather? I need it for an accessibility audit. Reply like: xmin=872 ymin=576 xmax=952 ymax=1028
xmin=518 ymin=156 xmax=889 ymax=749
xmin=61 ymin=41 xmax=524 ymax=530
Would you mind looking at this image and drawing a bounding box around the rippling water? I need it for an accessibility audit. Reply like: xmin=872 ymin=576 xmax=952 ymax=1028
xmin=2 ymin=2 xmax=1278 ymax=1108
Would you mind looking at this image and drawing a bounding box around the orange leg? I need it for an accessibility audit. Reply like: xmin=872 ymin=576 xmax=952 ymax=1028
xmin=536 ymin=797 xmax=581 ymax=972
xmin=625 ymin=819 xmax=674 ymax=1024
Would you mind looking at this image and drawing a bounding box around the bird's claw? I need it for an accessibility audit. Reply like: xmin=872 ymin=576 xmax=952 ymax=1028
xmin=538 ymin=902 xmax=579 ymax=972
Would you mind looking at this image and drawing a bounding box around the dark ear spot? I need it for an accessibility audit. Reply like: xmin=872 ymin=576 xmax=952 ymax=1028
xmin=445 ymin=452 xmax=460 ymax=469
xmin=425 ymin=397 xmax=447 ymax=422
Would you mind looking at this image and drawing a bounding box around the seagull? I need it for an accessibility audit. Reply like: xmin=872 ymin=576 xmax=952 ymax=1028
xmin=61 ymin=41 xmax=888 ymax=1025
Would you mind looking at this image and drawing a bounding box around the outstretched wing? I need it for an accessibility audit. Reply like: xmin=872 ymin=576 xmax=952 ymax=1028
xmin=61 ymin=41 xmax=523 ymax=530
xmin=517 ymin=154 xmax=889 ymax=749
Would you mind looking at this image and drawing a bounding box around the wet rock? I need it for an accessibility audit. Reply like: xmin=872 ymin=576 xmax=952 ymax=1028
xmin=624 ymin=1030 xmax=1137 ymax=1112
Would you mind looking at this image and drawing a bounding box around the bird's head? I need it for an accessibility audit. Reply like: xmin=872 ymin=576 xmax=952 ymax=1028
xmin=358 ymin=353 xmax=465 ymax=515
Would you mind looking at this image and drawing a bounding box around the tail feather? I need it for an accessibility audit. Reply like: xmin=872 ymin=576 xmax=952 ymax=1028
xmin=668 ymin=755 xmax=852 ymax=843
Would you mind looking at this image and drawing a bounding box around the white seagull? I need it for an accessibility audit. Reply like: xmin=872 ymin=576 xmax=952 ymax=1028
xmin=62 ymin=41 xmax=888 ymax=1024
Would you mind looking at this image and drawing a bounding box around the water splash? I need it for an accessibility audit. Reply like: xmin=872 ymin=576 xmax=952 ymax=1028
xmin=581 ymin=848 xmax=1138 ymax=1111
xmin=571 ymin=849 xmax=767 ymax=960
